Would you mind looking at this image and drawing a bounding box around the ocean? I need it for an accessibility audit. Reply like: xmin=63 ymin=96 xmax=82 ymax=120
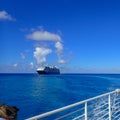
xmin=0 ymin=74 xmax=120 ymax=120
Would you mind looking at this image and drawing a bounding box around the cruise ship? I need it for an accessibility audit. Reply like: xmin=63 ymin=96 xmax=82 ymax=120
xmin=36 ymin=66 xmax=60 ymax=74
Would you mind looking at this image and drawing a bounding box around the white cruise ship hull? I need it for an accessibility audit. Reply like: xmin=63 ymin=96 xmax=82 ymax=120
xmin=36 ymin=66 xmax=60 ymax=74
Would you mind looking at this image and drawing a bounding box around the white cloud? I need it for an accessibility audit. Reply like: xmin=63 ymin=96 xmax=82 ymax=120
xmin=58 ymin=59 xmax=67 ymax=64
xmin=27 ymin=31 xmax=61 ymax=42
xmin=34 ymin=47 xmax=52 ymax=64
xmin=0 ymin=10 xmax=15 ymax=21
xmin=27 ymin=29 xmax=67 ymax=64
xmin=30 ymin=62 xmax=34 ymax=68
xmin=13 ymin=63 xmax=18 ymax=67
xmin=55 ymin=41 xmax=63 ymax=54
xmin=21 ymin=53 xmax=26 ymax=59
xmin=55 ymin=41 xmax=67 ymax=64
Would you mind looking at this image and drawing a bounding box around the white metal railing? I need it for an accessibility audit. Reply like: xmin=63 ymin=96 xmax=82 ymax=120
xmin=26 ymin=89 xmax=120 ymax=120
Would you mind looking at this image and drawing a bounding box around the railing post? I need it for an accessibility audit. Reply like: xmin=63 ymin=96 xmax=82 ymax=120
xmin=85 ymin=102 xmax=87 ymax=120
xmin=108 ymin=94 xmax=111 ymax=120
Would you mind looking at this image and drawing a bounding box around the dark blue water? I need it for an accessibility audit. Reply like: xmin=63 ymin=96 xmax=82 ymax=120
xmin=0 ymin=74 xmax=120 ymax=119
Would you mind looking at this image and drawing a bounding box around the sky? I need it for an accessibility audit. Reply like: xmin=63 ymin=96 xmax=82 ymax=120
xmin=1 ymin=0 xmax=120 ymax=73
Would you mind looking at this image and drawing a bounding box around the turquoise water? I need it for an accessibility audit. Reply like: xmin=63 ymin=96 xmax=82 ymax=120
xmin=0 ymin=74 xmax=120 ymax=119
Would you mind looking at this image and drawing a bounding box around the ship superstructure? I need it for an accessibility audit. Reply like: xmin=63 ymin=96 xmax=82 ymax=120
xmin=36 ymin=66 xmax=60 ymax=74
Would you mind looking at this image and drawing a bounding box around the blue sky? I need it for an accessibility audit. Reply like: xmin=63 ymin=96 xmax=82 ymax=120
xmin=1 ymin=0 xmax=120 ymax=73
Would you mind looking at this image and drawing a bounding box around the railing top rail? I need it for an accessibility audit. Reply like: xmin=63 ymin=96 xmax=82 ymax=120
xmin=26 ymin=89 xmax=119 ymax=120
